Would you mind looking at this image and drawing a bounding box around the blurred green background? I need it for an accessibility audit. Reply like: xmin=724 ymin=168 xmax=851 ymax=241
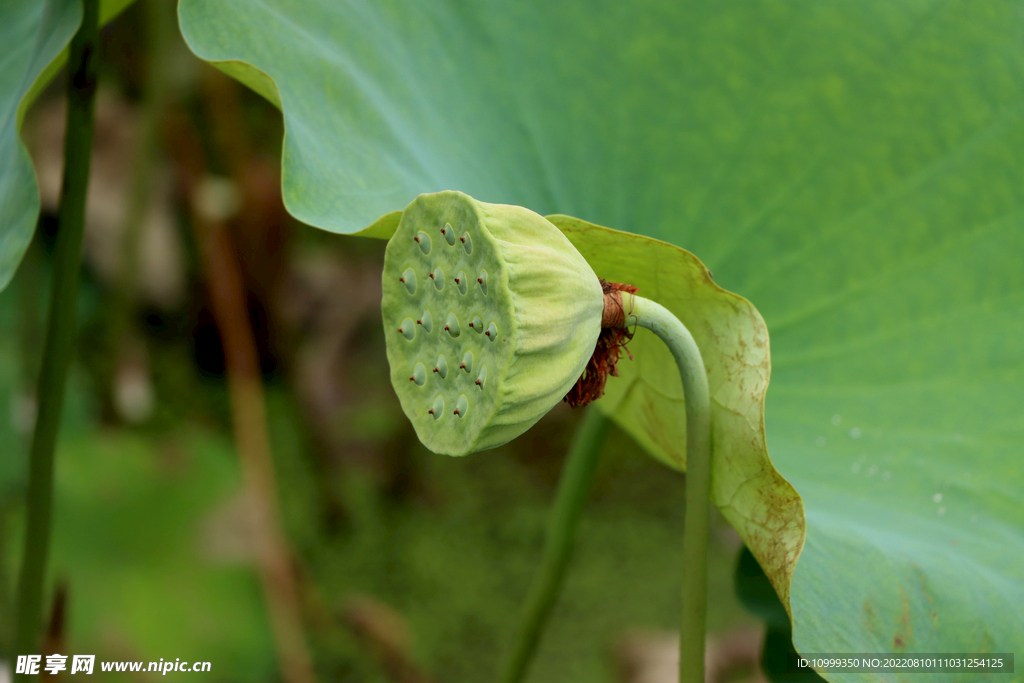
xmin=0 ymin=4 xmax=765 ymax=681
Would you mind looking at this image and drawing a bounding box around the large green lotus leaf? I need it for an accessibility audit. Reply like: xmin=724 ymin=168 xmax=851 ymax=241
xmin=179 ymin=0 xmax=1024 ymax=672
xmin=0 ymin=0 xmax=136 ymax=292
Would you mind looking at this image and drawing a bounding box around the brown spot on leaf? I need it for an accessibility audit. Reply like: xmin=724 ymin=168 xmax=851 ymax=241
xmin=892 ymin=588 xmax=913 ymax=651
xmin=914 ymin=564 xmax=934 ymax=605
xmin=863 ymin=599 xmax=879 ymax=635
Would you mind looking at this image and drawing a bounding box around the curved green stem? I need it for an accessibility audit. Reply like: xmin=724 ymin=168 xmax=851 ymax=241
xmin=498 ymin=294 xmax=711 ymax=683
xmin=14 ymin=0 xmax=99 ymax=672
xmin=498 ymin=407 xmax=610 ymax=683
xmin=627 ymin=294 xmax=712 ymax=683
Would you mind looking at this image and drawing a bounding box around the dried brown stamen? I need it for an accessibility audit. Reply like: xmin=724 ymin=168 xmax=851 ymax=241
xmin=563 ymin=279 xmax=638 ymax=408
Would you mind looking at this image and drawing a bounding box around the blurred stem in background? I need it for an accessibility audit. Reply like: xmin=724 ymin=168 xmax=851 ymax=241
xmin=17 ymin=237 xmax=43 ymax=417
xmin=1 ymin=235 xmax=42 ymax=657
xmin=14 ymin=0 xmax=100 ymax=674
xmin=100 ymin=0 xmax=173 ymax=419
xmin=166 ymin=71 xmax=317 ymax=683
xmin=0 ymin=499 xmax=14 ymax=655
xmin=499 ymin=407 xmax=610 ymax=683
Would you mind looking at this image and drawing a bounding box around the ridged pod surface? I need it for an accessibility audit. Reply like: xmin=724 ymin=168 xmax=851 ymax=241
xmin=383 ymin=191 xmax=604 ymax=455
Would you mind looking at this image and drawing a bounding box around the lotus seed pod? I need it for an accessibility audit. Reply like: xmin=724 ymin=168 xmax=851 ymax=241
xmin=382 ymin=190 xmax=604 ymax=456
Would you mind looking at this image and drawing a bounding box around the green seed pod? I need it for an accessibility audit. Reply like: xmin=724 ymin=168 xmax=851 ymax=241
xmin=382 ymin=191 xmax=604 ymax=456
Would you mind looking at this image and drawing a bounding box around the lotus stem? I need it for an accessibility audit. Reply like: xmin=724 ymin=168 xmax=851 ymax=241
xmin=498 ymin=407 xmax=610 ymax=683
xmin=626 ymin=294 xmax=712 ymax=683
xmin=14 ymin=0 xmax=100 ymax=671
xmin=499 ymin=292 xmax=710 ymax=683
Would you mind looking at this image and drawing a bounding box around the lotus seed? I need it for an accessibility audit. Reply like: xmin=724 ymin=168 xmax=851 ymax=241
xmin=485 ymin=322 xmax=497 ymax=340
xmin=441 ymin=222 xmax=456 ymax=245
xmin=461 ymin=233 xmax=473 ymax=254
xmin=431 ymin=267 xmax=445 ymax=289
xmin=401 ymin=269 xmax=416 ymax=294
xmin=415 ymin=232 xmax=431 ymax=254
xmin=400 ymin=319 xmax=416 ymax=340
xmin=410 ymin=363 xmax=426 ymax=386
xmin=460 ymin=351 xmax=473 ymax=372
xmin=429 ymin=395 xmax=444 ymax=419
xmin=454 ymin=395 xmax=468 ymax=418
xmin=416 ymin=309 xmax=433 ymax=333
xmin=470 ymin=316 xmax=483 ymax=333
xmin=445 ymin=314 xmax=461 ymax=337
xmin=456 ymin=272 xmax=468 ymax=295
xmin=477 ymin=270 xmax=487 ymax=294
xmin=434 ymin=355 xmax=448 ymax=378
xmin=476 ymin=366 xmax=486 ymax=388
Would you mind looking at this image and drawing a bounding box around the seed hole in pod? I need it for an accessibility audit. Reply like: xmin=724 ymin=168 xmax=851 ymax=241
xmin=429 ymin=395 xmax=444 ymax=420
xmin=484 ymin=322 xmax=497 ymax=341
xmin=461 ymin=233 xmax=473 ymax=254
xmin=454 ymin=395 xmax=468 ymax=418
xmin=415 ymin=232 xmax=431 ymax=254
xmin=441 ymin=222 xmax=456 ymax=246
xmin=475 ymin=366 xmax=487 ymax=388
xmin=445 ymin=314 xmax=461 ymax=337
xmin=409 ymin=363 xmax=427 ymax=386
xmin=469 ymin=316 xmax=483 ymax=333
xmin=477 ymin=270 xmax=487 ymax=294
xmin=416 ymin=309 xmax=433 ymax=333
xmin=400 ymin=269 xmax=416 ymax=294
xmin=433 ymin=355 xmax=448 ymax=379
xmin=430 ymin=267 xmax=445 ymax=290
xmin=460 ymin=351 xmax=473 ymax=373
xmin=399 ymin=319 xmax=416 ymax=340
xmin=455 ymin=271 xmax=468 ymax=295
